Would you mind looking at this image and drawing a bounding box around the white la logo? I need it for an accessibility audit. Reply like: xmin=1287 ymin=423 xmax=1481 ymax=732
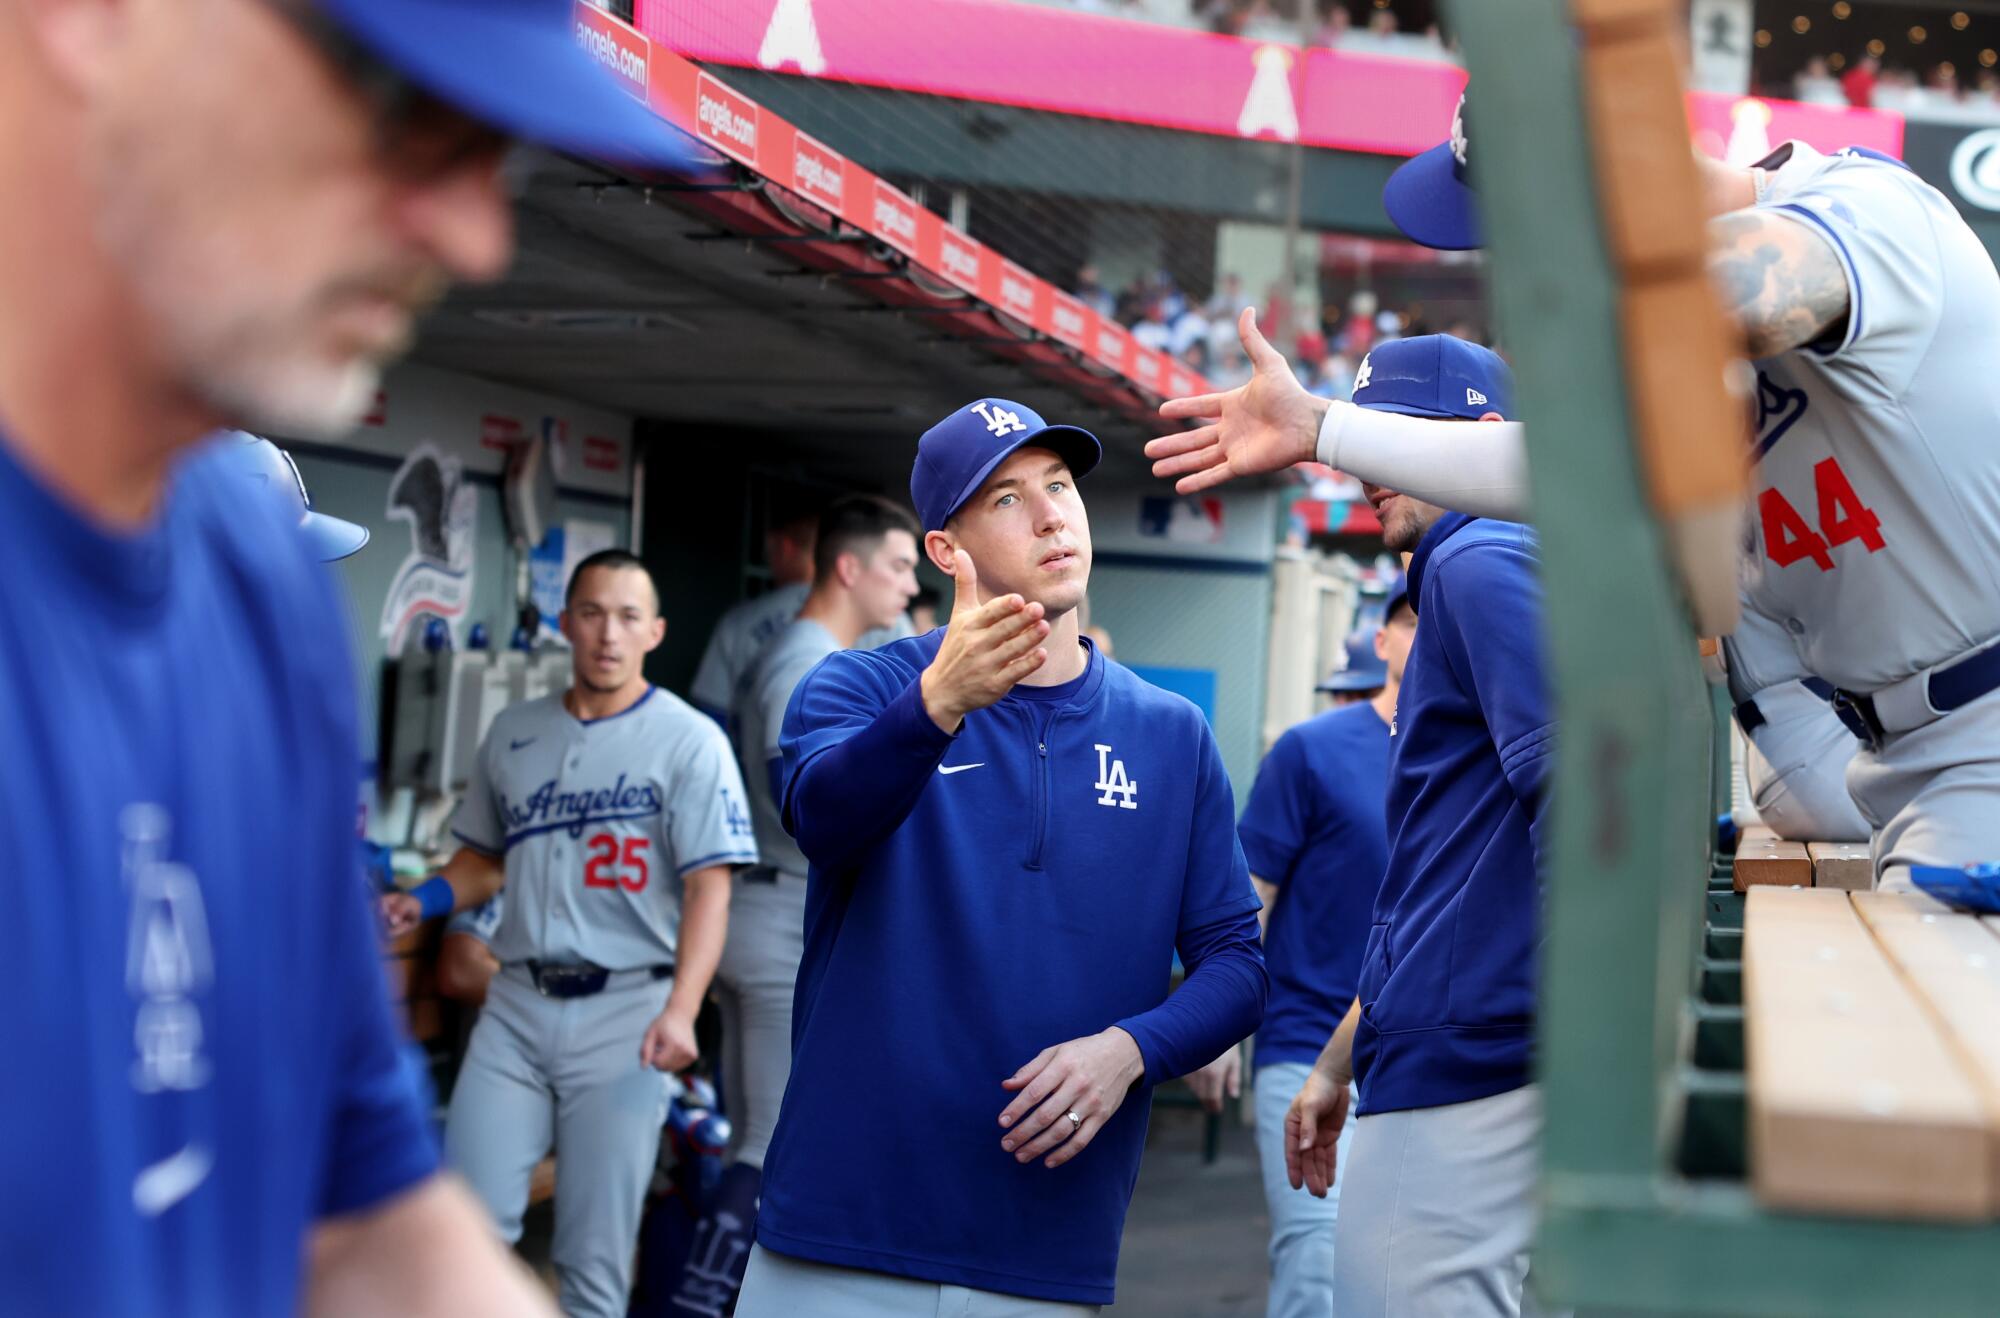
xmin=757 ymin=0 xmax=827 ymax=76
xmin=970 ymin=401 xmax=1026 ymax=437
xmin=1354 ymin=355 xmax=1373 ymax=392
xmin=1094 ymin=743 xmax=1139 ymax=810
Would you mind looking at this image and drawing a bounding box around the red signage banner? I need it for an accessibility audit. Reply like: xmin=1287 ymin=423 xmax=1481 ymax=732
xmin=640 ymin=0 xmax=1462 ymax=156
xmin=593 ymin=5 xmax=1189 ymax=404
xmin=637 ymin=0 xmax=1904 ymax=162
xmin=575 ymin=3 xmax=651 ymax=101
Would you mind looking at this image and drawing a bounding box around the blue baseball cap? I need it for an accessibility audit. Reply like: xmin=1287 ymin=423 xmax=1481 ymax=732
xmin=213 ymin=431 xmax=370 ymax=561
xmin=1382 ymin=92 xmax=1481 ymax=251
xmin=1352 ymin=334 xmax=1513 ymax=421
xmin=316 ymin=0 xmax=699 ymax=171
xmin=911 ymin=399 xmax=1102 ymax=533
xmin=1317 ymin=630 xmax=1388 ymax=694
xmin=1384 ymin=572 xmax=1412 ymax=621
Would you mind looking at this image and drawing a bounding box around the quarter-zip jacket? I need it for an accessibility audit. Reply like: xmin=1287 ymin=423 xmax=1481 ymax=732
xmin=757 ymin=632 xmax=1265 ymax=1304
xmin=1354 ymin=513 xmax=1554 ymax=1116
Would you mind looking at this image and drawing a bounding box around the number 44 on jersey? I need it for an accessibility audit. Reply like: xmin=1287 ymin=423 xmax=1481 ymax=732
xmin=1760 ymin=457 xmax=1885 ymax=573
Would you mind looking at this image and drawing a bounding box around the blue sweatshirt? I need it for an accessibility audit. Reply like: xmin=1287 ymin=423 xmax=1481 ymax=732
xmin=0 ymin=435 xmax=436 ymax=1316
xmin=1237 ymin=702 xmax=1391 ymax=1069
xmin=1354 ymin=513 xmax=1553 ymax=1116
xmin=756 ymin=633 xmax=1266 ymax=1305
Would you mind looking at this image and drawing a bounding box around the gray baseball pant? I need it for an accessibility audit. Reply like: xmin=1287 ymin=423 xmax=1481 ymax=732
xmin=736 ymin=1246 xmax=1101 ymax=1317
xmin=712 ymin=871 xmax=807 ymax=1168
xmin=445 ymin=965 xmax=673 ymax=1318
xmin=1846 ymin=686 xmax=2000 ymax=873
xmin=1332 ymin=1084 xmax=1569 ymax=1318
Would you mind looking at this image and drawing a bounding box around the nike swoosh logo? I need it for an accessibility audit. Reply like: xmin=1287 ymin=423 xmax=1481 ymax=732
xmin=134 ymin=1143 xmax=213 ymax=1217
xmin=937 ymin=763 xmax=985 ymax=775
xmin=510 ymin=738 xmax=536 ymax=751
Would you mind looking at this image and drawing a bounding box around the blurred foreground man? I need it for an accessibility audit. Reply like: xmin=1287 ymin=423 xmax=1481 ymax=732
xmin=0 ymin=0 xmax=693 ymax=1311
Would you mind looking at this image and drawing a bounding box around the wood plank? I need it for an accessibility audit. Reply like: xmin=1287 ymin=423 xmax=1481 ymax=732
xmin=1853 ymin=892 xmax=2000 ymax=1212
xmin=1807 ymin=842 xmax=1875 ymax=893
xmin=1743 ymin=887 xmax=1990 ymax=1219
xmin=1734 ymin=826 xmax=1814 ymax=892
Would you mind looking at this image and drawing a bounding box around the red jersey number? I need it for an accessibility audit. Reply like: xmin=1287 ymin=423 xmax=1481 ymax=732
xmin=583 ymin=833 xmax=650 ymax=892
xmin=1760 ymin=459 xmax=1885 ymax=573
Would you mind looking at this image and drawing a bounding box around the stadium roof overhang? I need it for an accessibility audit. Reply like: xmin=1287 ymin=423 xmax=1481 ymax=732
xmin=410 ymin=15 xmax=1204 ymax=476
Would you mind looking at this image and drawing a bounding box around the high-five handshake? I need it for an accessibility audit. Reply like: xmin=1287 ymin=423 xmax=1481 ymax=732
xmin=1145 ymin=308 xmax=1329 ymax=494
xmin=919 ymin=548 xmax=1051 ymax=734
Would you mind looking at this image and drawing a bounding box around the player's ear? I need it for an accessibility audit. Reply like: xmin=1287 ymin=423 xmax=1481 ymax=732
xmin=558 ymin=609 xmax=575 ymax=646
xmin=1375 ymin=629 xmax=1390 ymax=662
xmin=924 ymin=528 xmax=959 ymax=577
xmin=836 ymin=549 xmax=863 ymax=589
xmin=643 ymin=615 xmax=666 ymax=652
xmin=1477 ymin=411 xmax=1505 ymax=423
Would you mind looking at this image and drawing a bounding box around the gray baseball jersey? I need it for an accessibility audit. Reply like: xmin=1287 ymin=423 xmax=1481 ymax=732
xmin=449 ymin=687 xmax=759 ymax=970
xmin=733 ymin=618 xmax=842 ymax=878
xmin=1743 ymin=142 xmax=2000 ymax=694
xmin=691 ymin=581 xmax=911 ymax=720
xmin=690 ymin=583 xmax=810 ymax=719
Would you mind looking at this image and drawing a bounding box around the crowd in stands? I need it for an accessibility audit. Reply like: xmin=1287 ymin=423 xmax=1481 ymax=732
xmin=1076 ymin=264 xmax=1484 ymax=394
xmin=1035 ymin=0 xmax=1456 ymax=60
xmin=1793 ymin=52 xmax=2000 ymax=123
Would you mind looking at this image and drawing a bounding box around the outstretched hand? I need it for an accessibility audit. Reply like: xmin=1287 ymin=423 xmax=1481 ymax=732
xmin=1146 ymin=307 xmax=1333 ymax=494
xmin=919 ymin=549 xmax=1049 ymax=734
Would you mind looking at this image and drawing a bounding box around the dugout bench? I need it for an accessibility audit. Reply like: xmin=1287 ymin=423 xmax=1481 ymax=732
xmin=1456 ymin=1 xmax=2000 ymax=1312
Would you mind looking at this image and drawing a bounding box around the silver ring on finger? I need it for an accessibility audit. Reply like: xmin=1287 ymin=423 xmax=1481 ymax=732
xmin=1065 ymin=1110 xmax=1083 ymax=1132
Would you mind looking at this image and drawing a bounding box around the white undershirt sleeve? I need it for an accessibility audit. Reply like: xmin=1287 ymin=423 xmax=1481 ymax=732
xmin=1315 ymin=401 xmax=1532 ymax=522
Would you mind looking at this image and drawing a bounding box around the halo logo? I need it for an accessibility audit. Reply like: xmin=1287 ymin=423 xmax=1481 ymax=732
xmin=1950 ymin=129 xmax=2000 ymax=211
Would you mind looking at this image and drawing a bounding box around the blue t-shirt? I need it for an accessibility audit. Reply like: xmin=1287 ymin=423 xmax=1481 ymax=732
xmin=1355 ymin=513 xmax=1553 ymax=1116
xmin=0 ymin=434 xmax=438 ymax=1315
xmin=1237 ymin=702 xmax=1391 ymax=1069
xmin=756 ymin=635 xmax=1265 ymax=1306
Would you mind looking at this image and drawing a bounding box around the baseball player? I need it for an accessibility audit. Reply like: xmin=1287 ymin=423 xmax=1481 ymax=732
xmin=380 ymin=550 xmax=759 ymax=1318
xmin=1189 ymin=581 xmax=1411 ymax=1318
xmin=0 ymin=0 xmax=690 ymax=1309
xmin=676 ymin=496 xmax=922 ymax=1312
xmin=734 ymin=399 xmax=1267 ymax=1316
xmin=1153 ymin=97 xmax=2000 ymax=876
xmin=690 ymin=507 xmax=914 ymax=730
xmin=1277 ymin=338 xmax=1563 ymax=1316
xmin=689 ymin=510 xmax=819 ymax=727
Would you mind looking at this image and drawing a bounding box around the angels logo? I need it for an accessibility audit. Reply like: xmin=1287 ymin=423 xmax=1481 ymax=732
xmin=758 ymin=0 xmax=827 ymax=76
xmin=379 ymin=442 xmax=479 ymax=657
xmin=1237 ymin=45 xmax=1300 ymax=142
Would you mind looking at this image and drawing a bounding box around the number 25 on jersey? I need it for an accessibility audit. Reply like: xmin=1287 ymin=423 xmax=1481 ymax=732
xmin=584 ymin=833 xmax=650 ymax=892
xmin=1760 ymin=458 xmax=1885 ymax=573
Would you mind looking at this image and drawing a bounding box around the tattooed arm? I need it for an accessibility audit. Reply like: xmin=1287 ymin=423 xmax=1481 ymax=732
xmin=1707 ymin=210 xmax=1851 ymax=359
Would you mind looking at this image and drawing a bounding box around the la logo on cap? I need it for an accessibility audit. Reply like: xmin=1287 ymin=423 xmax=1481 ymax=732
xmin=1466 ymin=387 xmax=1488 ymax=407
xmin=1355 ymin=356 xmax=1373 ymax=391
xmin=970 ymin=401 xmax=1026 ymax=437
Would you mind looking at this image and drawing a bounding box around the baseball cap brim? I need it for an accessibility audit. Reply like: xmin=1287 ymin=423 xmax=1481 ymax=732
xmin=1360 ymin=399 xmax=1467 ymax=421
xmin=303 ymin=510 xmax=371 ymax=562
xmin=1317 ymin=670 xmax=1386 ymax=694
xmin=934 ymin=425 xmax=1103 ymax=531
xmin=1382 ymin=141 xmax=1482 ymax=252
xmin=322 ymin=0 xmax=702 ymax=172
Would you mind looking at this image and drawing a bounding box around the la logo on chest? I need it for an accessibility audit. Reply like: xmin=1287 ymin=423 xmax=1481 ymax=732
xmin=1093 ymin=743 xmax=1139 ymax=810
